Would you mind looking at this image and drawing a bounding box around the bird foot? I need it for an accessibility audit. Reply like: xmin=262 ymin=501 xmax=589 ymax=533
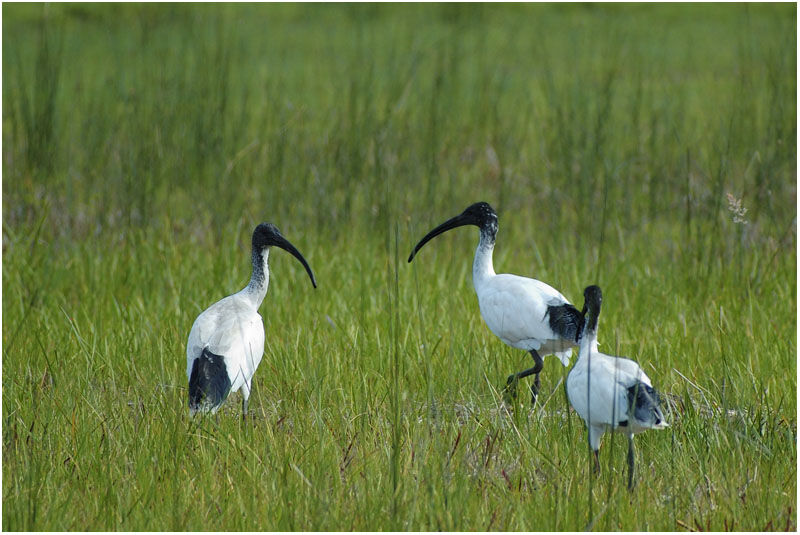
xmin=503 ymin=375 xmax=520 ymax=405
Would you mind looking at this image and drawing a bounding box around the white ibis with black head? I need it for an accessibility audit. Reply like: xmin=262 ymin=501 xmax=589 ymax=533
xmin=566 ymin=285 xmax=668 ymax=490
xmin=408 ymin=201 xmax=584 ymax=405
xmin=186 ymin=223 xmax=317 ymax=418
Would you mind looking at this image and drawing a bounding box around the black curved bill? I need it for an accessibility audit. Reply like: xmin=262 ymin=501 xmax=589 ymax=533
xmin=272 ymin=235 xmax=318 ymax=288
xmin=407 ymin=212 xmax=477 ymax=263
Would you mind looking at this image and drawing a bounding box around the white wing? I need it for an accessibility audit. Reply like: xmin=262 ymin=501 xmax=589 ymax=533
xmin=566 ymin=352 xmax=650 ymax=428
xmin=476 ymin=273 xmax=573 ymax=352
xmin=186 ymin=294 xmax=266 ymax=393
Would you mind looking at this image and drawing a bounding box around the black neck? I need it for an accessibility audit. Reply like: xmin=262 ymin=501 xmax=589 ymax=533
xmin=478 ymin=221 xmax=498 ymax=247
xmin=248 ymin=245 xmax=268 ymax=292
xmin=585 ymin=309 xmax=598 ymax=333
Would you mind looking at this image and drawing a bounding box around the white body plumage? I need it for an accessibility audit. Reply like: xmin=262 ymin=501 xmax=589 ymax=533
xmin=186 ymin=279 xmax=268 ymax=413
xmin=186 ymin=223 xmax=316 ymax=417
xmin=566 ymin=335 xmax=664 ymax=450
xmin=566 ymin=285 xmax=667 ymax=489
xmin=408 ymin=202 xmax=582 ymax=404
xmin=473 ymin=243 xmax=576 ymax=367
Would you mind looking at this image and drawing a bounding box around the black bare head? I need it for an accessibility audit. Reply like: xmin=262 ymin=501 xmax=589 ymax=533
xmin=407 ymin=201 xmax=498 ymax=262
xmin=459 ymin=202 xmax=498 ymax=229
xmin=252 ymin=223 xmax=317 ymax=288
xmin=581 ymin=285 xmax=602 ymax=332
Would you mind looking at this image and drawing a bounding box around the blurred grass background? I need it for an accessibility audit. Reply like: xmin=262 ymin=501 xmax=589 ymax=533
xmin=2 ymin=3 xmax=796 ymax=531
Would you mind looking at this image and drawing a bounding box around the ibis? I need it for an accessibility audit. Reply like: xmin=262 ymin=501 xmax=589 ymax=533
xmin=566 ymin=285 xmax=668 ymax=490
xmin=407 ymin=201 xmax=583 ymax=405
xmin=186 ymin=222 xmax=317 ymax=417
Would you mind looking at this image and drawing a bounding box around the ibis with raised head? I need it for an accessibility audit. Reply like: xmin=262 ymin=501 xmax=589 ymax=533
xmin=566 ymin=285 xmax=668 ymax=490
xmin=186 ymin=222 xmax=317 ymax=418
xmin=407 ymin=202 xmax=584 ymax=405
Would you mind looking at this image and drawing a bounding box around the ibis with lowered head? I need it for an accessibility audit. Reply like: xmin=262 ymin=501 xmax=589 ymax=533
xmin=408 ymin=202 xmax=584 ymax=405
xmin=186 ymin=222 xmax=317 ymax=418
xmin=566 ymin=285 xmax=668 ymax=490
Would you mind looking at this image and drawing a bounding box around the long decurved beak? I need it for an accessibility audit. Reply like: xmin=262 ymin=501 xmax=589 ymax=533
xmin=407 ymin=212 xmax=477 ymax=263
xmin=273 ymin=235 xmax=317 ymax=288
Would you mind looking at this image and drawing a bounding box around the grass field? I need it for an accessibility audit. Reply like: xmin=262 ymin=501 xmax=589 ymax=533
xmin=2 ymin=3 xmax=797 ymax=531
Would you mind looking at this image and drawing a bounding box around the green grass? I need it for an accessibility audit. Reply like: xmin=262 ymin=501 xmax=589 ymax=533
xmin=3 ymin=3 xmax=796 ymax=531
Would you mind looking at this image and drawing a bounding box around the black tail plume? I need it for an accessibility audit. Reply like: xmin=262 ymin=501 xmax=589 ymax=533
xmin=188 ymin=348 xmax=232 ymax=414
xmin=627 ymin=382 xmax=666 ymax=426
xmin=546 ymin=303 xmax=585 ymax=344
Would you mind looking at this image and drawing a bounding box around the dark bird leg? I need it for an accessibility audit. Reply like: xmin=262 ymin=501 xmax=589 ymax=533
xmin=528 ymin=350 xmax=544 ymax=405
xmin=503 ymin=350 xmax=545 ymax=406
xmin=242 ymin=397 xmax=249 ymax=421
xmin=504 ymin=366 xmax=535 ymax=400
xmin=627 ymin=436 xmax=635 ymax=491
xmin=593 ymin=449 xmax=600 ymax=474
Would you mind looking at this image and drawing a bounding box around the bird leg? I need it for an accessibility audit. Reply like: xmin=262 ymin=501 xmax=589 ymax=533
xmin=528 ymin=350 xmax=544 ymax=405
xmin=502 ymin=350 xmax=545 ymax=406
xmin=593 ymin=449 xmax=600 ymax=475
xmin=504 ymin=366 xmax=536 ymax=404
xmin=627 ymin=436 xmax=635 ymax=491
xmin=242 ymin=397 xmax=249 ymax=420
